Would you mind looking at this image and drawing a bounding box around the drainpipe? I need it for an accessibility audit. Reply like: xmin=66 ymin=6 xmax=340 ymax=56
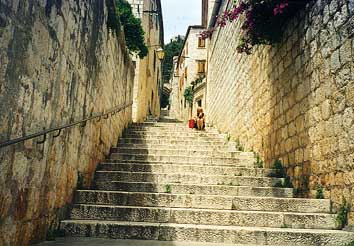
xmin=208 ymin=0 xmax=222 ymax=29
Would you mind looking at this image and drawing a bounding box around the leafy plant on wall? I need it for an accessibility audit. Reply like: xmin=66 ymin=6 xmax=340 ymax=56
xmin=183 ymin=86 xmax=194 ymax=105
xmin=162 ymin=36 xmax=184 ymax=83
xmin=107 ymin=0 xmax=148 ymax=58
xmin=201 ymin=0 xmax=311 ymax=54
xmin=184 ymin=86 xmax=194 ymax=118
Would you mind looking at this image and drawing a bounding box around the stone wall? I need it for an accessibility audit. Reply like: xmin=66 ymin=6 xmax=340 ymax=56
xmin=207 ymin=0 xmax=354 ymax=221
xmin=0 ymin=0 xmax=135 ymax=245
xmin=131 ymin=0 xmax=163 ymax=123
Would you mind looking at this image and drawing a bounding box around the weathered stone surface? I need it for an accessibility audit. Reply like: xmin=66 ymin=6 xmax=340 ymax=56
xmin=206 ymin=0 xmax=354 ymax=221
xmin=0 ymin=0 xmax=135 ymax=245
xmin=60 ymin=220 xmax=354 ymax=246
xmin=59 ymin=119 xmax=354 ymax=245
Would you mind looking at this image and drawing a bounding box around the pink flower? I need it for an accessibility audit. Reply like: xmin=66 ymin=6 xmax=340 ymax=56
xmin=274 ymin=1 xmax=289 ymax=15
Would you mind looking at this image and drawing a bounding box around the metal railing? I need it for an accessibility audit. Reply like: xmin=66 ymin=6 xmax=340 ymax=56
xmin=0 ymin=101 xmax=133 ymax=148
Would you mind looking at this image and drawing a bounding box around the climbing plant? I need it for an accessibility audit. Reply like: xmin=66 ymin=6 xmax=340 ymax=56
xmin=107 ymin=0 xmax=148 ymax=58
xmin=191 ymin=74 xmax=206 ymax=87
xmin=201 ymin=0 xmax=311 ymax=54
xmin=162 ymin=36 xmax=184 ymax=83
xmin=337 ymin=200 xmax=351 ymax=229
xmin=183 ymin=86 xmax=194 ymax=105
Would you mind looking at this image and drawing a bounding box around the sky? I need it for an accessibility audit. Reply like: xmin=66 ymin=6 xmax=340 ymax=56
xmin=161 ymin=0 xmax=202 ymax=43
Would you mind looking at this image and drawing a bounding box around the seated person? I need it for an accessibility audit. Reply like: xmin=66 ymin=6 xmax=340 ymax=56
xmin=195 ymin=107 xmax=205 ymax=130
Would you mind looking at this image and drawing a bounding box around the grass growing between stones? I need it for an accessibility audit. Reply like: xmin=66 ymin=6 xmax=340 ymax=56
xmin=343 ymin=240 xmax=354 ymax=246
xmin=235 ymin=138 xmax=244 ymax=151
xmin=316 ymin=185 xmax=325 ymax=199
xmin=269 ymin=160 xmax=293 ymax=188
xmin=271 ymin=159 xmax=286 ymax=178
xmin=46 ymin=228 xmax=65 ymax=241
xmin=336 ymin=200 xmax=350 ymax=229
xmin=254 ymin=153 xmax=263 ymax=168
xmin=164 ymin=184 xmax=172 ymax=193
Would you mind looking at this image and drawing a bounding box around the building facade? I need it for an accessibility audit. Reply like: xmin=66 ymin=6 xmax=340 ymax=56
xmin=169 ymin=56 xmax=180 ymax=118
xmin=128 ymin=0 xmax=164 ymax=122
xmin=171 ymin=26 xmax=208 ymax=121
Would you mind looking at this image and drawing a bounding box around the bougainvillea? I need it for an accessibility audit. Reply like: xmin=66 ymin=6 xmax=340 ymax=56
xmin=201 ymin=0 xmax=310 ymax=54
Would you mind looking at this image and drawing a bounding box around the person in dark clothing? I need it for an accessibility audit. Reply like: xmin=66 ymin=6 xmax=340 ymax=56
xmin=196 ymin=107 xmax=205 ymax=130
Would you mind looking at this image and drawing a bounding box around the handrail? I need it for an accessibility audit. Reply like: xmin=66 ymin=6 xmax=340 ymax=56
xmin=0 ymin=101 xmax=133 ymax=148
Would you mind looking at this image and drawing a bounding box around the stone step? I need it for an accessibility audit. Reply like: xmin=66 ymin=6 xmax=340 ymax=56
xmin=122 ymin=135 xmax=221 ymax=141
xmin=128 ymin=127 xmax=213 ymax=132
xmin=96 ymin=163 xmax=277 ymax=177
xmin=74 ymin=191 xmax=331 ymax=213
xmin=74 ymin=191 xmax=233 ymax=210
xmin=93 ymin=181 xmax=293 ymax=197
xmin=111 ymin=149 xmax=251 ymax=158
xmin=131 ymin=123 xmax=187 ymax=127
xmin=94 ymin=171 xmax=283 ymax=187
xmin=122 ymin=134 xmax=222 ymax=140
xmin=118 ymin=138 xmax=225 ymax=145
xmin=69 ymin=205 xmax=338 ymax=230
xmin=103 ymin=159 xmax=252 ymax=167
xmin=93 ymin=181 xmax=294 ymax=197
xmin=115 ymin=144 xmax=231 ymax=151
xmin=125 ymin=127 xmax=218 ymax=136
xmin=232 ymin=196 xmax=331 ymax=213
xmin=108 ymin=154 xmax=255 ymax=167
xmin=60 ymin=220 xmax=354 ymax=245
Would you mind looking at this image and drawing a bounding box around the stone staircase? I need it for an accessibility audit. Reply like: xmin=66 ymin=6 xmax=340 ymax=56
xmin=61 ymin=113 xmax=354 ymax=245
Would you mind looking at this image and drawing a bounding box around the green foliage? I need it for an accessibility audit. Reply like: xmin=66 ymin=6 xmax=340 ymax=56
xmin=315 ymin=185 xmax=325 ymax=199
xmin=165 ymin=184 xmax=172 ymax=193
xmin=191 ymin=74 xmax=206 ymax=87
xmin=254 ymin=153 xmax=263 ymax=168
xmin=201 ymin=0 xmax=310 ymax=54
xmin=183 ymin=86 xmax=193 ymax=105
xmin=271 ymin=159 xmax=285 ymax=178
xmin=225 ymin=133 xmax=231 ymax=142
xmin=77 ymin=172 xmax=84 ymax=189
xmin=344 ymin=241 xmax=354 ymax=246
xmin=283 ymin=177 xmax=293 ymax=188
xmin=108 ymin=0 xmax=148 ymax=58
xmin=273 ymin=159 xmax=283 ymax=170
xmin=107 ymin=0 xmax=121 ymax=34
xmin=235 ymin=139 xmax=244 ymax=151
xmin=46 ymin=228 xmax=65 ymax=241
xmin=162 ymin=36 xmax=184 ymax=83
xmin=337 ymin=200 xmax=350 ymax=229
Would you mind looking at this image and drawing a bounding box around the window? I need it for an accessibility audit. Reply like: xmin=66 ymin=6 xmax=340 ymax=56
xmin=184 ymin=68 xmax=188 ymax=79
xmin=198 ymin=37 xmax=206 ymax=48
xmin=197 ymin=99 xmax=202 ymax=107
xmin=197 ymin=61 xmax=206 ymax=74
